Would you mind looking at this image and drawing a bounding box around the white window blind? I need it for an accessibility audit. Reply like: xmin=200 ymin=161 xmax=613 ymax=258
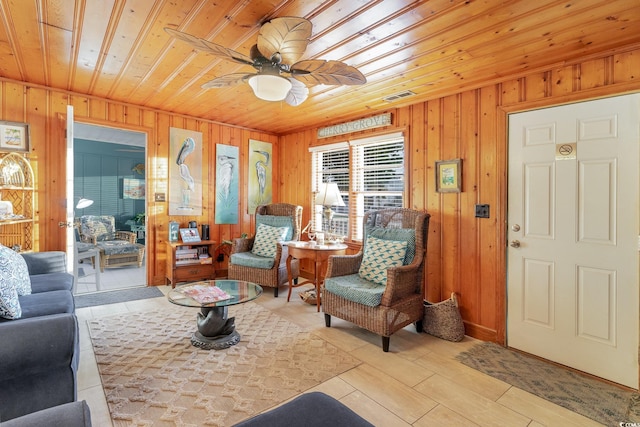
xmin=350 ymin=132 xmax=404 ymax=240
xmin=310 ymin=132 xmax=404 ymax=241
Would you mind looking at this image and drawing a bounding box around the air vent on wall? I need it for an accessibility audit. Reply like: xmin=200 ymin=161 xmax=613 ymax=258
xmin=383 ymin=90 xmax=416 ymax=102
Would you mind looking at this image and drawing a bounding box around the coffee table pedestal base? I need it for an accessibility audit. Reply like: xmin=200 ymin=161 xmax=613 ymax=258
xmin=191 ymin=306 xmax=240 ymax=350
xmin=191 ymin=330 xmax=240 ymax=350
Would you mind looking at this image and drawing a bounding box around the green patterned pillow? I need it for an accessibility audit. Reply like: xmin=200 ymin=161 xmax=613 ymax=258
xmin=366 ymin=226 xmax=416 ymax=265
xmin=256 ymin=214 xmax=294 ymax=241
xmin=251 ymin=223 xmax=288 ymax=258
xmin=358 ymin=236 xmax=408 ymax=286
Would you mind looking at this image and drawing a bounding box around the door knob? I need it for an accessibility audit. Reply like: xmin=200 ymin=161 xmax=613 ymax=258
xmin=510 ymin=240 xmax=521 ymax=248
xmin=511 ymin=224 xmax=520 ymax=232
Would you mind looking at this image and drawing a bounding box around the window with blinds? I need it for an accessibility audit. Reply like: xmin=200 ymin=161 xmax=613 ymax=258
xmin=310 ymin=132 xmax=405 ymax=241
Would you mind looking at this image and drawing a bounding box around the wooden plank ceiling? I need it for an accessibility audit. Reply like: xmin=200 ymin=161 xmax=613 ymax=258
xmin=0 ymin=0 xmax=638 ymax=134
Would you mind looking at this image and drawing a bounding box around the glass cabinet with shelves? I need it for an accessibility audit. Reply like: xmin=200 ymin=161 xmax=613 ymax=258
xmin=0 ymin=152 xmax=34 ymax=251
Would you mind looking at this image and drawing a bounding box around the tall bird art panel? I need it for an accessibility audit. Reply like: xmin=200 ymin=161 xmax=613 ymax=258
xmin=215 ymin=144 xmax=239 ymax=224
xmin=169 ymin=127 xmax=203 ymax=215
xmin=248 ymin=139 xmax=272 ymax=214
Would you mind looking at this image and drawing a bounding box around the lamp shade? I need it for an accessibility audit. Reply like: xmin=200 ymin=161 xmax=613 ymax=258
xmin=75 ymin=198 xmax=94 ymax=209
xmin=248 ymin=74 xmax=292 ymax=101
xmin=315 ymin=183 xmax=345 ymax=207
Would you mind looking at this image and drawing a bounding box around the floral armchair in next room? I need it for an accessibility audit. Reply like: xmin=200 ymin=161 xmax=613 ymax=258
xmin=78 ymin=215 xmax=145 ymax=272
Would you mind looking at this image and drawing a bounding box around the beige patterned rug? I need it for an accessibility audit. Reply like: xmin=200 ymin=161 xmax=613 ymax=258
xmin=88 ymin=303 xmax=360 ymax=426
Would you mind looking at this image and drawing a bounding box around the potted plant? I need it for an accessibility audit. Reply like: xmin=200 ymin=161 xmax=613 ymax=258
xmin=134 ymin=212 xmax=145 ymax=225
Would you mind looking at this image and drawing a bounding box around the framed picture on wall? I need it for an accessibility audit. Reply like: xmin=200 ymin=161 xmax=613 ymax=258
xmin=0 ymin=121 xmax=29 ymax=153
xmin=123 ymin=178 xmax=145 ymax=199
xmin=435 ymin=159 xmax=462 ymax=193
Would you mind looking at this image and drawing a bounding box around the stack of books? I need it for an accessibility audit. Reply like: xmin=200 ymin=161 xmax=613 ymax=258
xmin=175 ymin=247 xmax=212 ymax=265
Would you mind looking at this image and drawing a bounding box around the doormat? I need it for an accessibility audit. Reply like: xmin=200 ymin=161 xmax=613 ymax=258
xmin=75 ymin=286 xmax=164 ymax=308
xmin=456 ymin=342 xmax=640 ymax=425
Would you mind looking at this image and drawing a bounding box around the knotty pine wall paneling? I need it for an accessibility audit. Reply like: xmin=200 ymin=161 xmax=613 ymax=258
xmin=1 ymin=46 xmax=639 ymax=342
xmin=0 ymin=81 xmax=278 ymax=287
xmin=277 ymin=48 xmax=640 ymax=343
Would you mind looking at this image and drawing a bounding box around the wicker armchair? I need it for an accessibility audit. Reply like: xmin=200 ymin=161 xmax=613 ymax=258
xmin=323 ymin=208 xmax=430 ymax=352
xmin=78 ymin=215 xmax=145 ymax=272
xmin=228 ymin=203 xmax=302 ymax=297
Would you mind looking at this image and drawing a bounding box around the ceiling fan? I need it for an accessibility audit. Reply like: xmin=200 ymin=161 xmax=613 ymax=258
xmin=165 ymin=17 xmax=366 ymax=106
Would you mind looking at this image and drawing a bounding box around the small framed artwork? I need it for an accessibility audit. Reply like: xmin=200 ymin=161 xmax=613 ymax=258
xmin=435 ymin=159 xmax=462 ymax=193
xmin=123 ymin=178 xmax=145 ymax=199
xmin=180 ymin=228 xmax=201 ymax=243
xmin=0 ymin=121 xmax=29 ymax=153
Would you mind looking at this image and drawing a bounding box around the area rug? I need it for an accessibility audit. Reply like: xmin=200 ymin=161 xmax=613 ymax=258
xmin=88 ymin=302 xmax=361 ymax=426
xmin=75 ymin=286 xmax=163 ymax=308
xmin=456 ymin=342 xmax=640 ymax=425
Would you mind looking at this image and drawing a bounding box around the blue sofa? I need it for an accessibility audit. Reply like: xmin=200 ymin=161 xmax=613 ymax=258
xmin=0 ymin=250 xmax=81 ymax=422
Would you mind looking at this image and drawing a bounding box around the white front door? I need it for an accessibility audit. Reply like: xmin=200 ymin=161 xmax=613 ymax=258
xmin=507 ymin=94 xmax=640 ymax=388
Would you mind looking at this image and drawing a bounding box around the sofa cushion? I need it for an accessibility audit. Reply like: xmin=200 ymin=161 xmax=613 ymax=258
xmin=251 ymin=223 xmax=288 ymax=258
xmin=0 ymin=401 xmax=92 ymax=427
xmin=358 ymin=236 xmax=407 ymax=286
xmin=20 ymin=251 xmax=68 ymax=275
xmin=324 ymin=273 xmax=386 ymax=307
xmin=230 ymin=252 xmax=275 ymax=269
xmin=16 ymin=291 xmax=75 ymax=320
xmin=366 ymin=226 xmax=416 ymax=265
xmin=0 ymin=244 xmax=31 ymax=296
xmin=30 ymin=273 xmax=74 ymax=293
xmin=256 ymin=214 xmax=294 ymax=241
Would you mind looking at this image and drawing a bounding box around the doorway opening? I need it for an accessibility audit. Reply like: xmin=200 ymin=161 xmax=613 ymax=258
xmin=72 ymin=122 xmax=147 ymax=294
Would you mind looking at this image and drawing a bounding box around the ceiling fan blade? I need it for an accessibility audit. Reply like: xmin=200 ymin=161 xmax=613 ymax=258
xmin=291 ymin=60 xmax=367 ymax=86
xmin=201 ymin=73 xmax=254 ymax=89
xmin=257 ymin=17 xmax=312 ymax=65
xmin=285 ymin=78 xmax=309 ymax=106
xmin=165 ymin=27 xmax=254 ymax=66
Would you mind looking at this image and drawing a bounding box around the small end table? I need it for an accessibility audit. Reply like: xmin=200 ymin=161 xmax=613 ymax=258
xmin=285 ymin=242 xmax=348 ymax=312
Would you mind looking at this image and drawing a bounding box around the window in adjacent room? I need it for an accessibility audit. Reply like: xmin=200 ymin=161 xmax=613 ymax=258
xmin=310 ymin=131 xmax=405 ymax=241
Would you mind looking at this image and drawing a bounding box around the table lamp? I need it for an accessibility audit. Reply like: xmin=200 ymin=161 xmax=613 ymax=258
xmin=315 ymin=183 xmax=345 ymax=231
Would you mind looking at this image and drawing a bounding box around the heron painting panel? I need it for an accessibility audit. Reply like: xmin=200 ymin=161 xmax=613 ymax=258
xmin=215 ymin=144 xmax=239 ymax=224
xmin=248 ymin=139 xmax=272 ymax=214
xmin=169 ymin=127 xmax=203 ymax=215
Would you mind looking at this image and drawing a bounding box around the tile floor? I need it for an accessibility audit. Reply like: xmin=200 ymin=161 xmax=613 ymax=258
xmin=74 ymin=258 xmax=146 ymax=294
xmin=75 ymin=282 xmax=606 ymax=427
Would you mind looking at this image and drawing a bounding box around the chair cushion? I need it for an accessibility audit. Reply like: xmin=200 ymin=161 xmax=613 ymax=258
xmin=230 ymin=252 xmax=275 ymax=269
xmin=366 ymin=226 xmax=416 ymax=265
xmin=358 ymin=236 xmax=407 ymax=286
xmin=324 ymin=274 xmax=386 ymax=307
xmin=0 ymin=244 xmax=31 ymax=296
xmin=80 ymin=215 xmax=116 ymax=241
xmin=75 ymin=242 xmax=95 ymax=253
xmin=256 ymin=214 xmax=294 ymax=241
xmin=251 ymin=223 xmax=288 ymax=258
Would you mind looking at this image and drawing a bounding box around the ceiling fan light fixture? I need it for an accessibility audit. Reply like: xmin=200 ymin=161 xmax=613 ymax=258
xmin=248 ymin=74 xmax=292 ymax=101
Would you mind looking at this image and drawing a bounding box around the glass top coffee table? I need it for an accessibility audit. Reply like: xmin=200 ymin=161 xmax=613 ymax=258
xmin=168 ymin=279 xmax=263 ymax=350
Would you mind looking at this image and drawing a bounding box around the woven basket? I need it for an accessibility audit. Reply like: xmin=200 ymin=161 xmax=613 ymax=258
xmin=423 ymin=292 xmax=465 ymax=342
xmin=299 ymin=289 xmax=318 ymax=305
